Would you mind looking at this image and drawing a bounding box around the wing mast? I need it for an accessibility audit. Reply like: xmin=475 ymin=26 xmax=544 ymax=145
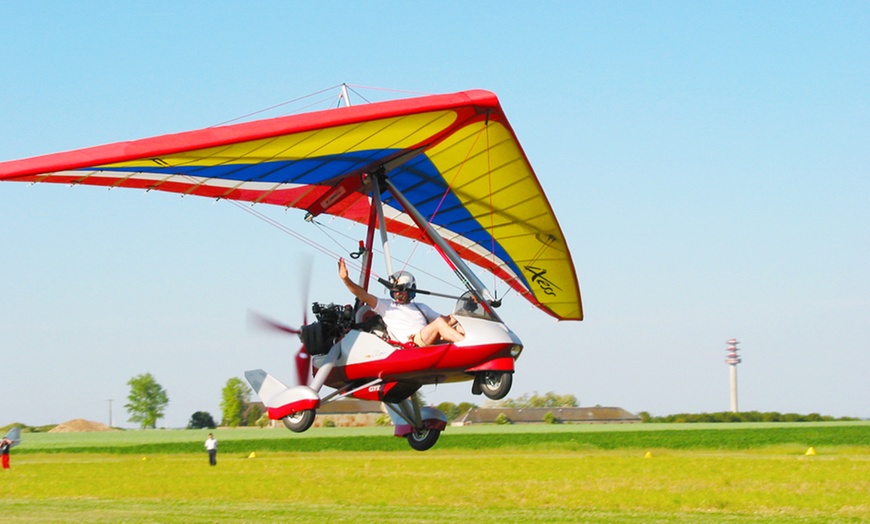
xmin=336 ymin=86 xmax=395 ymax=290
xmin=372 ymin=176 xmax=395 ymax=280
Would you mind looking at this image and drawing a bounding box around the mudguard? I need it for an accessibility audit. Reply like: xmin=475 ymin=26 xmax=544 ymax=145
xmin=385 ymin=404 xmax=448 ymax=437
xmin=245 ymin=369 xmax=319 ymax=420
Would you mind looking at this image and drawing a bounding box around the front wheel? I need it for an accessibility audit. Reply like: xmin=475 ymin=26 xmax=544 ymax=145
xmin=406 ymin=428 xmax=441 ymax=451
xmin=478 ymin=371 xmax=512 ymax=400
xmin=282 ymin=409 xmax=316 ymax=432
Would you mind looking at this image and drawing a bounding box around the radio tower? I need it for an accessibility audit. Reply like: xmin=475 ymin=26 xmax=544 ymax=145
xmin=725 ymin=339 xmax=742 ymax=412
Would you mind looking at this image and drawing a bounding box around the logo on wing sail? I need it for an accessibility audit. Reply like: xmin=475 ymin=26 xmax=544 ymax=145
xmin=524 ymin=265 xmax=562 ymax=297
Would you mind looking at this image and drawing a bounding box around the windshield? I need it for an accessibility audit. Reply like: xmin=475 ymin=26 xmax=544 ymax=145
xmin=453 ymin=291 xmax=495 ymax=321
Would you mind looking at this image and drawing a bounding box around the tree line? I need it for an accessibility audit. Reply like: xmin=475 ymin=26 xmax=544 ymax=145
xmin=124 ymin=375 xmax=860 ymax=429
xmin=435 ymin=391 xmax=579 ymax=423
xmin=125 ymin=377 xmax=583 ymax=429
xmin=124 ymin=373 xmax=264 ymax=429
xmin=637 ymin=411 xmax=859 ymax=423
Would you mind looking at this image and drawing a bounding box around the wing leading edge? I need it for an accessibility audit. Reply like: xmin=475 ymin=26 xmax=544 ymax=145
xmin=0 ymin=89 xmax=582 ymax=320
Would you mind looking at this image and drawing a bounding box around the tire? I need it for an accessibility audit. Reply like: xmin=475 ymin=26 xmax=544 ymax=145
xmin=282 ymin=409 xmax=316 ymax=433
xmin=406 ymin=427 xmax=441 ymax=451
xmin=479 ymin=371 xmax=512 ymax=400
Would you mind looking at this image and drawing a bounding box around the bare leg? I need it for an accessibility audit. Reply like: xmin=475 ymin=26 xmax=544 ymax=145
xmin=418 ymin=316 xmax=464 ymax=346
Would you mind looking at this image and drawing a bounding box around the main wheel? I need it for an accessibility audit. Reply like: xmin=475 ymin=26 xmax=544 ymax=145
xmin=406 ymin=427 xmax=441 ymax=451
xmin=282 ymin=409 xmax=316 ymax=432
xmin=479 ymin=371 xmax=513 ymax=400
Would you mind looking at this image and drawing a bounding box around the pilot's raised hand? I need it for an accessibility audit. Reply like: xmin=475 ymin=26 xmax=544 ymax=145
xmin=338 ymin=257 xmax=377 ymax=309
xmin=338 ymin=257 xmax=349 ymax=281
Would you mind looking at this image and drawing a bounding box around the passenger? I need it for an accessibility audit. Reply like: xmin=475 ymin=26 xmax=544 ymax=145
xmin=338 ymin=258 xmax=464 ymax=347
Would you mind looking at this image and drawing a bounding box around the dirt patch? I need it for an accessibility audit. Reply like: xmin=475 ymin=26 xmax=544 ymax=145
xmin=48 ymin=419 xmax=117 ymax=433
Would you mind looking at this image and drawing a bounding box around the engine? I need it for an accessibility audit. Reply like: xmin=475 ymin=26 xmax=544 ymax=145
xmin=300 ymin=302 xmax=354 ymax=355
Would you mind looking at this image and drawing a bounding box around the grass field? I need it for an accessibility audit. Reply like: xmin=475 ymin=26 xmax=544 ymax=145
xmin=2 ymin=422 xmax=868 ymax=522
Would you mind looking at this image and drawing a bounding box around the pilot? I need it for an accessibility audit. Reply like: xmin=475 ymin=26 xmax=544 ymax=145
xmin=338 ymin=258 xmax=464 ymax=347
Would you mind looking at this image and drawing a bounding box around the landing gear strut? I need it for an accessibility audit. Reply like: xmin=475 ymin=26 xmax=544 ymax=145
xmin=385 ymin=395 xmax=447 ymax=451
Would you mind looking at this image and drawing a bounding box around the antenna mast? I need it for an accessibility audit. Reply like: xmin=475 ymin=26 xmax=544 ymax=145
xmin=725 ymin=338 xmax=742 ymax=412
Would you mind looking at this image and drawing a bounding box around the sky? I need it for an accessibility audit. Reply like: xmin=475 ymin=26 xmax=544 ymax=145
xmin=1 ymin=2 xmax=867 ymax=428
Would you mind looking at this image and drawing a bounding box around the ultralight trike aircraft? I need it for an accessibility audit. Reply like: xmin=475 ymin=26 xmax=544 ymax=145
xmin=0 ymin=86 xmax=582 ymax=450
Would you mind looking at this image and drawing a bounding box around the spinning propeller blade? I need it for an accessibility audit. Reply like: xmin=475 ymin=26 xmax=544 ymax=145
xmin=248 ymin=254 xmax=315 ymax=386
xmin=248 ymin=311 xmax=302 ymax=335
xmin=295 ymin=255 xmax=314 ymax=385
xmin=247 ymin=254 xmax=314 ymax=336
xmin=295 ymin=347 xmax=311 ymax=387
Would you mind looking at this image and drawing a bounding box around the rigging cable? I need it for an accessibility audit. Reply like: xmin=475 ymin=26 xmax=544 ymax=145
xmin=422 ymin=121 xmax=503 ymax=303
xmin=209 ymin=84 xmax=345 ymax=127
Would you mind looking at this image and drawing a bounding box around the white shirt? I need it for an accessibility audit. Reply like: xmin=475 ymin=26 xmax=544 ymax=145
xmin=373 ymin=298 xmax=440 ymax=342
xmin=205 ymin=437 xmax=217 ymax=451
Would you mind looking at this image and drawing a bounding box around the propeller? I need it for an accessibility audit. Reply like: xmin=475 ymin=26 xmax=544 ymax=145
xmin=248 ymin=255 xmax=314 ymax=386
xmin=248 ymin=311 xmax=302 ymax=334
xmin=294 ymin=347 xmax=310 ymax=387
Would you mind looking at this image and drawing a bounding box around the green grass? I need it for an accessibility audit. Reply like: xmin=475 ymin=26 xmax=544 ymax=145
xmin=15 ymin=421 xmax=870 ymax=454
xmin=2 ymin=423 xmax=868 ymax=522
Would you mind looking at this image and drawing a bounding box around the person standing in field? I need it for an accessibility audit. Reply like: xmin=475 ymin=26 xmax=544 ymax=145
xmin=1 ymin=437 xmax=11 ymax=469
xmin=204 ymin=433 xmax=217 ymax=466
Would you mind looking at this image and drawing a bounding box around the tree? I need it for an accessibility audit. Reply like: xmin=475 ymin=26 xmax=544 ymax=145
xmin=187 ymin=411 xmax=216 ymax=429
xmin=489 ymin=391 xmax=578 ymax=409
xmin=242 ymin=402 xmax=264 ymax=427
xmin=436 ymin=402 xmax=461 ymax=422
xmin=125 ymin=373 xmax=169 ymax=429
xmin=522 ymin=392 xmax=578 ymax=408
xmin=457 ymin=402 xmax=478 ymax=415
xmin=221 ymin=377 xmax=252 ymax=427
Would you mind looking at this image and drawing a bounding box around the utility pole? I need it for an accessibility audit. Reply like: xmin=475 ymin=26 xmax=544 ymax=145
xmin=725 ymin=339 xmax=742 ymax=413
xmin=108 ymin=399 xmax=113 ymax=428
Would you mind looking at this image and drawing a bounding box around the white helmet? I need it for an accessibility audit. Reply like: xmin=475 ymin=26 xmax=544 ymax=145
xmin=389 ymin=270 xmax=416 ymax=301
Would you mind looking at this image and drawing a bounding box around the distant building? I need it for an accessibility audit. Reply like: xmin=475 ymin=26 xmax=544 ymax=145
xmin=455 ymin=407 xmax=640 ymax=425
xmin=312 ymin=400 xmax=385 ymax=427
xmin=257 ymin=402 xmax=641 ymax=427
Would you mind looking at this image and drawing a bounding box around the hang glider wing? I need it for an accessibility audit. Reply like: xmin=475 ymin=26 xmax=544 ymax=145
xmin=0 ymin=90 xmax=582 ymax=320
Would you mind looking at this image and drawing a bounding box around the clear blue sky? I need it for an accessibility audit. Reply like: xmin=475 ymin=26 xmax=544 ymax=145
xmin=1 ymin=2 xmax=867 ymax=428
